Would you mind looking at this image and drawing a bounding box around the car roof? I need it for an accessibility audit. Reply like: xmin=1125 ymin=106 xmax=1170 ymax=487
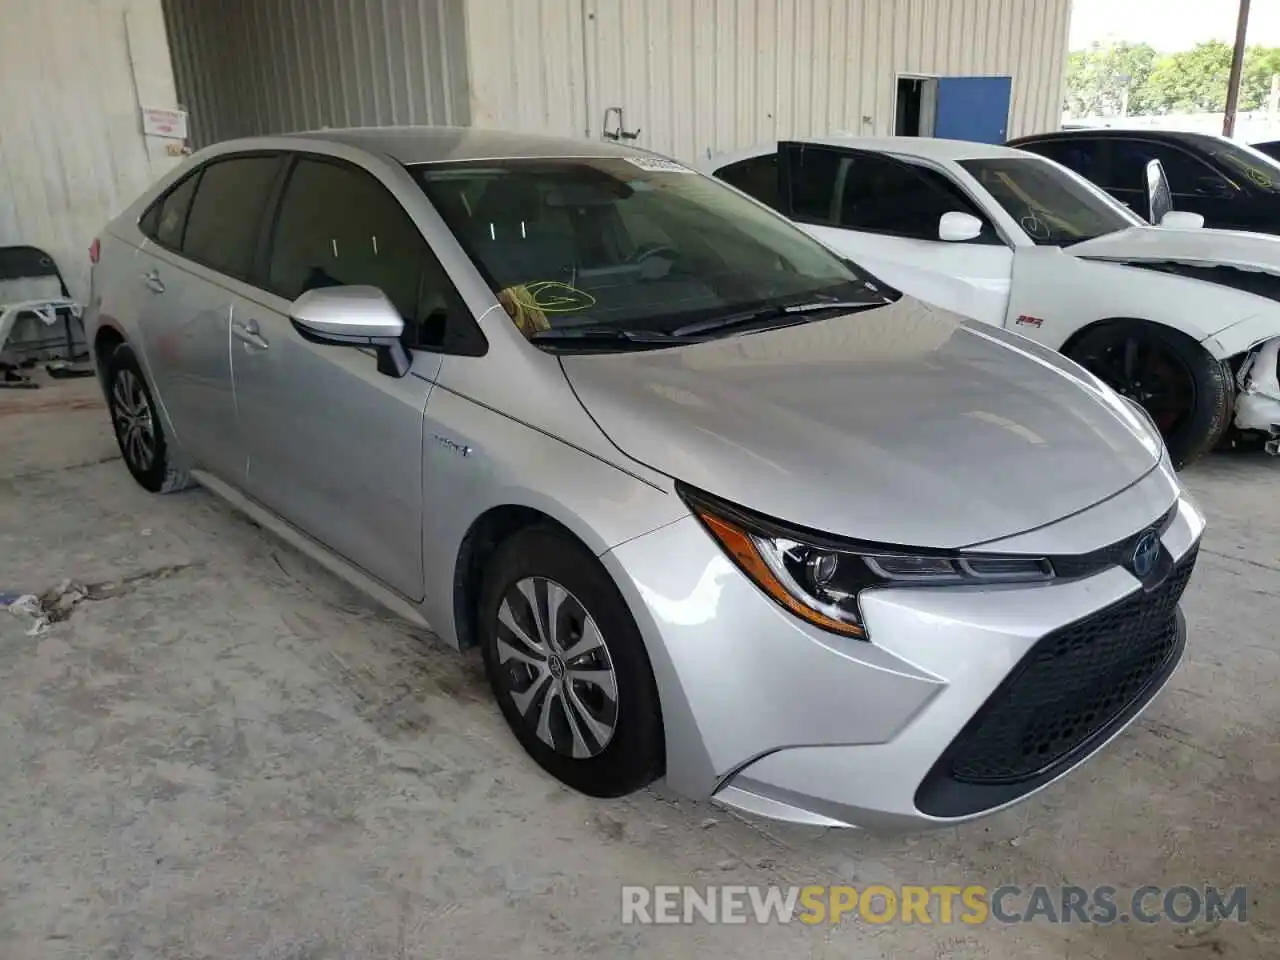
xmin=708 ymin=136 xmax=1030 ymax=168
xmin=1007 ymin=128 xmax=1230 ymax=149
xmin=275 ymin=125 xmax=653 ymax=164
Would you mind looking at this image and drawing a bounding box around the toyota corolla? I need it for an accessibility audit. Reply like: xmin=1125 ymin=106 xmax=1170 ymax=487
xmin=85 ymin=127 xmax=1204 ymax=829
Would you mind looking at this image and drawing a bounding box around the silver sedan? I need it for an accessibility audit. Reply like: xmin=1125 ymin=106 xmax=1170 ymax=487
xmin=85 ymin=127 xmax=1204 ymax=830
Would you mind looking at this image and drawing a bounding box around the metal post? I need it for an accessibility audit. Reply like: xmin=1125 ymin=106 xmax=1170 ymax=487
xmin=1224 ymin=0 xmax=1253 ymax=137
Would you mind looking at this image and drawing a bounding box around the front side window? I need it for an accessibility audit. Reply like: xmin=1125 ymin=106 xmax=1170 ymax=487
xmin=412 ymin=157 xmax=887 ymax=341
xmin=835 ymin=154 xmax=997 ymax=242
xmin=1108 ymin=140 xmax=1234 ymax=198
xmin=780 ymin=145 xmax=997 ymax=243
xmin=959 ymin=157 xmax=1142 ymax=246
xmin=181 ymin=155 xmax=282 ymax=280
xmin=266 ymin=157 xmax=463 ymax=349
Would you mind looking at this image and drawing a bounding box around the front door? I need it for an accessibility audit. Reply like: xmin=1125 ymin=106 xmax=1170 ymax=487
xmin=778 ymin=142 xmax=1014 ymax=326
xmin=231 ymin=155 xmax=451 ymax=601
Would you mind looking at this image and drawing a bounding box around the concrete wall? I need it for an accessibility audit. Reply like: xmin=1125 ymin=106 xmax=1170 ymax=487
xmin=0 ymin=0 xmax=182 ymax=303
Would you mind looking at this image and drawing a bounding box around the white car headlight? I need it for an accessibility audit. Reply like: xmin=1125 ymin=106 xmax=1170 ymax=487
xmin=679 ymin=484 xmax=1054 ymax=640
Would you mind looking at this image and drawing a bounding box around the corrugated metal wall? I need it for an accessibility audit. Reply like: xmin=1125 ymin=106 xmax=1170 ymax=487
xmin=0 ymin=0 xmax=180 ymax=303
xmin=163 ymin=0 xmax=471 ymax=147
xmin=466 ymin=0 xmax=1071 ymax=162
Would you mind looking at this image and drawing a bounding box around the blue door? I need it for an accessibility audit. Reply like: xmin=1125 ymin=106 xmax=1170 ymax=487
xmin=934 ymin=76 xmax=1012 ymax=144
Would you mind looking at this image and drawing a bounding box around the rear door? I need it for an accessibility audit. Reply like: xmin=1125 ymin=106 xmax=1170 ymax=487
xmin=231 ymin=153 xmax=463 ymax=601
xmin=777 ymin=142 xmax=1014 ymax=325
xmin=135 ymin=153 xmax=285 ymax=479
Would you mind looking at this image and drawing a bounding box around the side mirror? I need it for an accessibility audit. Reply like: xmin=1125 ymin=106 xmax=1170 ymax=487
xmin=289 ymin=285 xmax=411 ymax=378
xmin=1159 ymin=210 xmax=1206 ymax=230
xmin=1145 ymin=158 xmax=1174 ymax=226
xmin=938 ymin=211 xmax=984 ymax=242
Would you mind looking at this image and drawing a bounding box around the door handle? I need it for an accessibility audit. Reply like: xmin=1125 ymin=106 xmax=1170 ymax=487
xmin=232 ymin=319 xmax=269 ymax=350
xmin=141 ymin=269 xmax=165 ymax=294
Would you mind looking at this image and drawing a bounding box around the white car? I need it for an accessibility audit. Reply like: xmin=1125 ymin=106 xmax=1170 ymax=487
xmin=701 ymin=137 xmax=1280 ymax=468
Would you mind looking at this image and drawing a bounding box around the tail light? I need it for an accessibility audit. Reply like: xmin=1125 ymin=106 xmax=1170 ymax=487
xmin=89 ymin=238 xmax=100 ymax=264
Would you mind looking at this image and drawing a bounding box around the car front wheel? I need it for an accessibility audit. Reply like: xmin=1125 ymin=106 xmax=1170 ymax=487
xmin=1066 ymin=321 xmax=1233 ymax=470
xmin=479 ymin=527 xmax=664 ymax=797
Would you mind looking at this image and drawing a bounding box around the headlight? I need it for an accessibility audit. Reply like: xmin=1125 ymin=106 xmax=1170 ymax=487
xmin=680 ymin=485 xmax=1054 ymax=640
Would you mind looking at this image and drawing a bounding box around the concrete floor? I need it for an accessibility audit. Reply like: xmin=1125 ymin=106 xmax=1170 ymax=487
xmin=0 ymin=373 xmax=1276 ymax=959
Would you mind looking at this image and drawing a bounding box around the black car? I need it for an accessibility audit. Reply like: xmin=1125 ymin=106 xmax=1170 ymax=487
xmin=1007 ymin=128 xmax=1280 ymax=234
xmin=1252 ymin=140 xmax=1280 ymax=162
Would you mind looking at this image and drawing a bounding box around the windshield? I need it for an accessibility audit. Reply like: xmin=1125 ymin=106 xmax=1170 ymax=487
xmin=1201 ymin=138 xmax=1280 ymax=194
xmin=412 ymin=157 xmax=893 ymax=343
xmin=959 ymin=156 xmax=1142 ymax=246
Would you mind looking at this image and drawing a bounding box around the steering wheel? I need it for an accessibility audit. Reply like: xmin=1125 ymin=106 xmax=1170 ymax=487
xmin=631 ymin=243 xmax=679 ymax=264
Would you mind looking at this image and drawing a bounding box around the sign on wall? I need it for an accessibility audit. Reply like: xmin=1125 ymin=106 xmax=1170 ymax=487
xmin=140 ymin=106 xmax=189 ymax=141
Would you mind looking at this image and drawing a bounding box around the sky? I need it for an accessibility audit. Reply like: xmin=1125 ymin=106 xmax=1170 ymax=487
xmin=1069 ymin=0 xmax=1280 ymax=51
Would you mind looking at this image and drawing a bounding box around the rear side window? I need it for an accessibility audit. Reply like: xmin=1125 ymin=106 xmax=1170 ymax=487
xmin=715 ymin=154 xmax=781 ymax=210
xmin=140 ymin=170 xmax=201 ymax=250
xmin=266 ymin=156 xmax=466 ymax=350
xmin=1019 ymin=139 xmax=1101 ymax=180
xmin=181 ymin=155 xmax=282 ymax=280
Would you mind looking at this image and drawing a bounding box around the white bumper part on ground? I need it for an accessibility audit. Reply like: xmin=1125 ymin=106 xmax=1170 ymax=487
xmin=1234 ymin=337 xmax=1280 ymax=448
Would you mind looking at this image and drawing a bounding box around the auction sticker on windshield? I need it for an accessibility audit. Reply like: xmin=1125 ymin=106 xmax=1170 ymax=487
xmin=625 ymin=156 xmax=697 ymax=174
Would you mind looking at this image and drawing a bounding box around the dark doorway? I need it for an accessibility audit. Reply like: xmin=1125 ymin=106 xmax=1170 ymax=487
xmin=896 ymin=78 xmax=922 ymax=135
xmin=895 ymin=77 xmax=937 ymax=137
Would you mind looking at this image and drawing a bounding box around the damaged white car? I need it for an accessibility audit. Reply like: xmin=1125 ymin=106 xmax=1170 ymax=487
xmin=703 ymin=137 xmax=1280 ymax=468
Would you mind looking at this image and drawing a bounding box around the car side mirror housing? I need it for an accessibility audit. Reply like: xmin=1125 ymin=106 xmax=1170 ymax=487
xmin=1159 ymin=211 xmax=1206 ymax=230
xmin=938 ymin=211 xmax=984 ymax=242
xmin=289 ymin=285 xmax=411 ymax=378
xmin=1145 ymin=158 xmax=1174 ymax=225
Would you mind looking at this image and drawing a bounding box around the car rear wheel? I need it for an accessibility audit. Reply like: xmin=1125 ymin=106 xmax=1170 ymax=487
xmin=479 ymin=527 xmax=663 ymax=797
xmin=104 ymin=342 xmax=191 ymax=493
xmin=1066 ymin=321 xmax=1232 ymax=470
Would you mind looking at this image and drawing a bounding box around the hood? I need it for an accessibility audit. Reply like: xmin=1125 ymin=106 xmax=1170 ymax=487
xmin=1068 ymin=225 xmax=1280 ymax=275
xmin=561 ymin=298 xmax=1161 ymax=548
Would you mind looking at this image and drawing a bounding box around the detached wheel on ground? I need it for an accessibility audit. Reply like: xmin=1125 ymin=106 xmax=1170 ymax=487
xmin=479 ymin=527 xmax=664 ymax=797
xmin=103 ymin=342 xmax=191 ymax=493
xmin=1066 ymin=320 xmax=1233 ymax=470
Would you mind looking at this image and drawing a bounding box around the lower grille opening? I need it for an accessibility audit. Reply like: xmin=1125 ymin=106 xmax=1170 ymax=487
xmin=915 ymin=547 xmax=1197 ymax=818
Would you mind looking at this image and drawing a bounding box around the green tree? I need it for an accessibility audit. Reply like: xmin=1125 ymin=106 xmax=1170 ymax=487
xmin=1064 ymin=42 xmax=1158 ymax=117
xmin=1242 ymin=46 xmax=1280 ymax=110
xmin=1133 ymin=40 xmax=1233 ymax=114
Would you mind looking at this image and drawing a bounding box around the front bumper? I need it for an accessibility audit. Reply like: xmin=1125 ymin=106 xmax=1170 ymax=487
xmin=601 ymin=464 xmax=1204 ymax=830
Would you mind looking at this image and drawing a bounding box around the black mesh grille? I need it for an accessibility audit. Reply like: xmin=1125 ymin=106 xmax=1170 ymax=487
xmin=946 ymin=547 xmax=1197 ymax=785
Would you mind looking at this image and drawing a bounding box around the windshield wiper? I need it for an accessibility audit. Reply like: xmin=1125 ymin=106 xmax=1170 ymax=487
xmin=671 ymin=299 xmax=885 ymax=338
xmin=528 ymin=325 xmax=691 ymax=346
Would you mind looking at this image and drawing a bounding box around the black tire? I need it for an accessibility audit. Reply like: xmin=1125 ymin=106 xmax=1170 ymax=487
xmin=1066 ymin=321 xmax=1233 ymax=470
xmin=479 ymin=527 xmax=663 ymax=797
xmin=104 ymin=342 xmax=192 ymax=494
